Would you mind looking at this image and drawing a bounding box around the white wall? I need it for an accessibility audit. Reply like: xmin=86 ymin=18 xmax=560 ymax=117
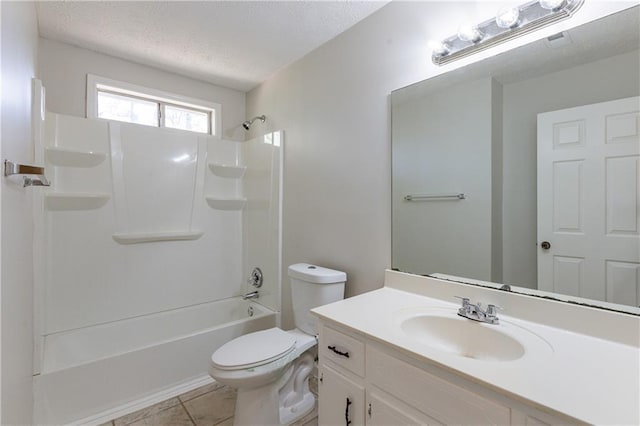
xmin=246 ymin=1 xmax=635 ymax=328
xmin=0 ymin=1 xmax=38 ymax=423
xmin=38 ymin=38 xmax=247 ymax=141
xmin=501 ymin=49 xmax=640 ymax=289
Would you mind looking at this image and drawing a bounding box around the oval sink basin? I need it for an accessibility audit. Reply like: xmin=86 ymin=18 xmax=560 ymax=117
xmin=400 ymin=314 xmax=525 ymax=361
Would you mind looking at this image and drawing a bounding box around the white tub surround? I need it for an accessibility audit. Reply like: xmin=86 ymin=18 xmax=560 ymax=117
xmin=311 ymin=270 xmax=640 ymax=425
xmin=32 ymin=112 xmax=284 ymax=425
xmin=34 ymin=298 xmax=275 ymax=425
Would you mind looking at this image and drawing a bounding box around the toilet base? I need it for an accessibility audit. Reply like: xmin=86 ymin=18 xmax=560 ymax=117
xmin=233 ymin=353 xmax=315 ymax=426
xmin=279 ymin=391 xmax=314 ymax=425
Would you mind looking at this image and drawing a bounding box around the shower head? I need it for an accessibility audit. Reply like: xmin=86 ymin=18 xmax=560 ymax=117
xmin=242 ymin=115 xmax=266 ymax=130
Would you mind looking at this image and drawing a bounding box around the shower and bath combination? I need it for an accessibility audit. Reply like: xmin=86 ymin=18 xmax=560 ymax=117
xmin=242 ymin=115 xmax=266 ymax=130
xmin=34 ymin=111 xmax=283 ymax=425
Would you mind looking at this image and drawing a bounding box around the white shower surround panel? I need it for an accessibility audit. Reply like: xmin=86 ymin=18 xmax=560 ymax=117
xmin=39 ymin=113 xmax=244 ymax=335
xmin=110 ymin=123 xmax=206 ymax=236
xmin=242 ymin=131 xmax=284 ymax=314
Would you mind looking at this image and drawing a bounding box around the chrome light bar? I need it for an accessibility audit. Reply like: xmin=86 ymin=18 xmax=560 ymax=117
xmin=431 ymin=0 xmax=584 ymax=65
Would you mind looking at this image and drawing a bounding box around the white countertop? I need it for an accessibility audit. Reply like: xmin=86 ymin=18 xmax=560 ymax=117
xmin=311 ymin=274 xmax=640 ymax=425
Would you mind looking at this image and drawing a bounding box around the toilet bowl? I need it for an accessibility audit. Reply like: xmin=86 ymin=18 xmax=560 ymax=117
xmin=209 ymin=264 xmax=346 ymax=425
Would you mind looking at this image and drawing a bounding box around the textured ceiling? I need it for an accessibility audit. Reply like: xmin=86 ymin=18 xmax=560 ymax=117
xmin=36 ymin=1 xmax=390 ymax=92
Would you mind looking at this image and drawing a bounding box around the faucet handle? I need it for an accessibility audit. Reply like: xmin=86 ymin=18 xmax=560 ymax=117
xmin=486 ymin=304 xmax=502 ymax=316
xmin=454 ymin=296 xmax=470 ymax=306
xmin=454 ymin=296 xmax=472 ymax=316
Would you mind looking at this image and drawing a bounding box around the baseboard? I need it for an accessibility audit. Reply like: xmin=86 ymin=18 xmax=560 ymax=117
xmin=71 ymin=374 xmax=215 ymax=426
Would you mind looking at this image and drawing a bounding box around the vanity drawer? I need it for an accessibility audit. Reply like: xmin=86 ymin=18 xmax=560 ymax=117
xmin=366 ymin=346 xmax=511 ymax=425
xmin=319 ymin=325 xmax=365 ymax=377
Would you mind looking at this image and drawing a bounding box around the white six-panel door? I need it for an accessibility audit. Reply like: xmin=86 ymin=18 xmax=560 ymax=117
xmin=537 ymin=96 xmax=640 ymax=305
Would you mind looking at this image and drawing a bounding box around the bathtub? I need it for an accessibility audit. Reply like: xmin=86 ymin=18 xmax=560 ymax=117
xmin=34 ymin=297 xmax=276 ymax=425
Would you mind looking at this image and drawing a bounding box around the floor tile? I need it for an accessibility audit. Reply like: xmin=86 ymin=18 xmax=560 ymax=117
xmin=309 ymin=375 xmax=318 ymax=396
xmin=292 ymin=405 xmax=318 ymax=426
xmin=127 ymin=405 xmax=193 ymax=426
xmin=183 ymin=385 xmax=236 ymax=426
xmin=179 ymin=382 xmax=225 ymax=403
xmin=303 ymin=417 xmax=318 ymax=426
xmin=113 ymin=398 xmax=181 ymax=426
xmin=212 ymin=417 xmax=234 ymax=426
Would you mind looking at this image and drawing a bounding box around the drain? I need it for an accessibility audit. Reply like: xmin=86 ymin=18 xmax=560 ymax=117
xmin=247 ymin=306 xmax=254 ymax=317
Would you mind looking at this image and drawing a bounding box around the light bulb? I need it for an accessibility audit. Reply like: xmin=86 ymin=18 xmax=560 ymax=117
xmin=496 ymin=7 xmax=520 ymax=29
xmin=429 ymin=40 xmax=450 ymax=57
xmin=539 ymin=0 xmax=565 ymax=10
xmin=457 ymin=24 xmax=483 ymax=43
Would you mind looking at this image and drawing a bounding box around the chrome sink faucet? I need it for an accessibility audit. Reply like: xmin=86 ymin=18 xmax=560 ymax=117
xmin=455 ymin=297 xmax=500 ymax=324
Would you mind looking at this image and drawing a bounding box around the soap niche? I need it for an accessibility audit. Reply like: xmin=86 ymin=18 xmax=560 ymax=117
xmin=205 ymin=140 xmax=247 ymax=211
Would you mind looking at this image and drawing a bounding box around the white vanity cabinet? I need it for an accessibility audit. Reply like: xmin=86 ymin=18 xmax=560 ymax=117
xmin=317 ymin=325 xmax=366 ymax=425
xmin=317 ymin=323 xmax=567 ymax=426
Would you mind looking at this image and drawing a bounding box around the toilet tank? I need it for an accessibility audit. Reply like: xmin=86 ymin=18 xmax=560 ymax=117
xmin=288 ymin=263 xmax=346 ymax=335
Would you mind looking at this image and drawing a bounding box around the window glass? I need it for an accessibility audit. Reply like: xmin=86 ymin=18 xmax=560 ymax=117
xmin=91 ymin=76 xmax=217 ymax=135
xmin=97 ymin=91 xmax=158 ymax=127
xmin=164 ymin=105 xmax=209 ymax=134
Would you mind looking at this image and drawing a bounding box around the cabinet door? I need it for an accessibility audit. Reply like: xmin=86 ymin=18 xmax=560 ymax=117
xmin=366 ymin=390 xmax=442 ymax=426
xmin=367 ymin=346 xmax=511 ymax=425
xmin=318 ymin=364 xmax=365 ymax=426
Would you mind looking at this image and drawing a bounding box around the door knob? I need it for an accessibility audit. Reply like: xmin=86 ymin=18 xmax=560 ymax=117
xmin=540 ymin=241 xmax=551 ymax=250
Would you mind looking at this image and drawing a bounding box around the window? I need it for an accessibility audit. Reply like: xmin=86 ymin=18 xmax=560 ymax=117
xmin=87 ymin=75 xmax=220 ymax=136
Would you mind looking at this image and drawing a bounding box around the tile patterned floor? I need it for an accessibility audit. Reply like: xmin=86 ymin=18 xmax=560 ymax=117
xmin=100 ymin=379 xmax=318 ymax=426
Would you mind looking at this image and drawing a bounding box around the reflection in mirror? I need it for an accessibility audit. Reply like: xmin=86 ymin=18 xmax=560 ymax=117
xmin=391 ymin=7 xmax=640 ymax=314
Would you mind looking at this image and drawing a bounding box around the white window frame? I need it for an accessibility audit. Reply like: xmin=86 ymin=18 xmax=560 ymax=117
xmin=86 ymin=74 xmax=221 ymax=136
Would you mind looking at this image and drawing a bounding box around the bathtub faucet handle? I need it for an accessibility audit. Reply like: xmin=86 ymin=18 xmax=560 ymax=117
xmin=242 ymin=291 xmax=259 ymax=300
xmin=247 ymin=267 xmax=263 ymax=288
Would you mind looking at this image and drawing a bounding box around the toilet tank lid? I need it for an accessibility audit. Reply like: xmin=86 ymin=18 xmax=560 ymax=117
xmin=288 ymin=263 xmax=347 ymax=284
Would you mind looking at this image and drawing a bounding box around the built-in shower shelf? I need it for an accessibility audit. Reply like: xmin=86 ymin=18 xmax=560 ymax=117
xmin=112 ymin=231 xmax=204 ymax=244
xmin=208 ymin=163 xmax=247 ymax=178
xmin=45 ymin=147 xmax=107 ymax=167
xmin=206 ymin=197 xmax=246 ymax=210
xmin=45 ymin=193 xmax=110 ymax=211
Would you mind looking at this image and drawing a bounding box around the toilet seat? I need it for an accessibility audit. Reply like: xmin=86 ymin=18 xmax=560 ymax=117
xmin=211 ymin=328 xmax=297 ymax=371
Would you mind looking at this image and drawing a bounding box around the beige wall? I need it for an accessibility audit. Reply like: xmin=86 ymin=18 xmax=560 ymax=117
xmin=0 ymin=1 xmax=39 ymax=423
xmin=38 ymin=38 xmax=247 ymax=141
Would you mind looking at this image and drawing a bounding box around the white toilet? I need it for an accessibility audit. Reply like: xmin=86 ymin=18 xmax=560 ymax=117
xmin=209 ymin=263 xmax=346 ymax=426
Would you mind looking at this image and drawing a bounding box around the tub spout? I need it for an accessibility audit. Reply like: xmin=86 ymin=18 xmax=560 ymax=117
xmin=242 ymin=291 xmax=259 ymax=300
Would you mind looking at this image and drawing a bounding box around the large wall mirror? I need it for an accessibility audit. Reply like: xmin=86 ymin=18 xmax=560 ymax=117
xmin=391 ymin=6 xmax=640 ymax=314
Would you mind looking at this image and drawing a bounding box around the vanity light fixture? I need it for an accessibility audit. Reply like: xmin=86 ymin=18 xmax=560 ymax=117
xmin=495 ymin=6 xmax=521 ymax=29
xmin=428 ymin=40 xmax=451 ymax=56
xmin=539 ymin=0 xmax=566 ymax=11
xmin=457 ymin=24 xmax=484 ymax=43
xmin=431 ymin=0 xmax=584 ymax=65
